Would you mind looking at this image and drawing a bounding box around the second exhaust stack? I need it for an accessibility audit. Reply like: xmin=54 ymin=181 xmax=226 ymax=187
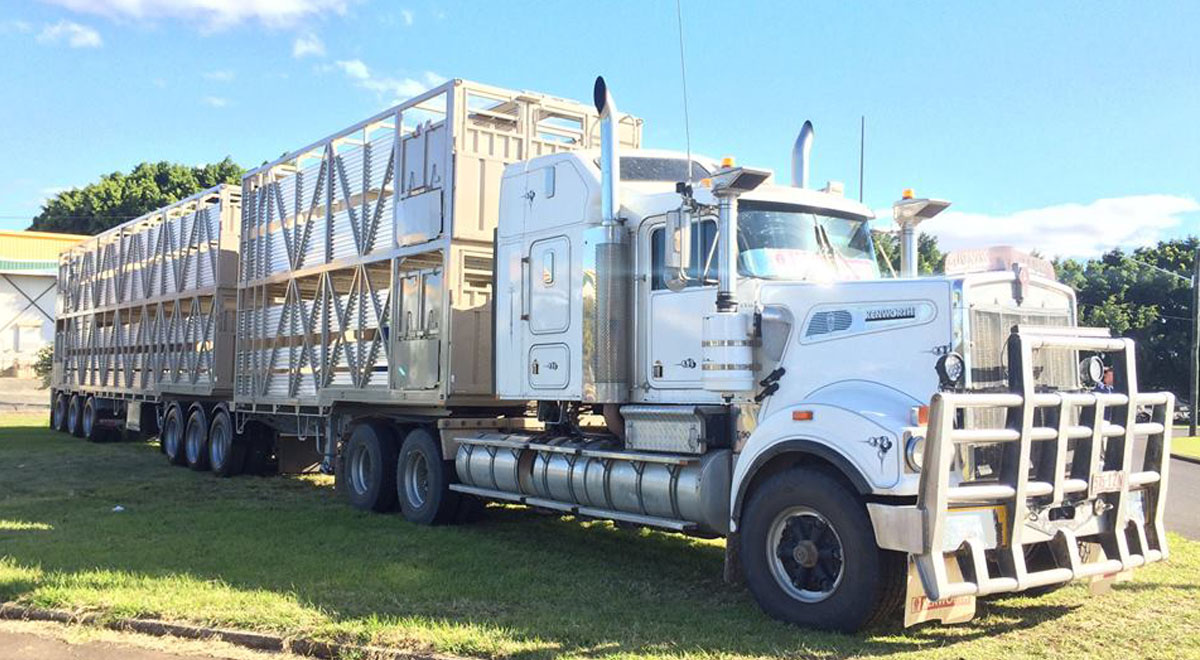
xmin=792 ymin=120 xmax=814 ymax=189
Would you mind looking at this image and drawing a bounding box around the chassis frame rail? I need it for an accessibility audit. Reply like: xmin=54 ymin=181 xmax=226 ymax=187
xmin=914 ymin=325 xmax=1173 ymax=601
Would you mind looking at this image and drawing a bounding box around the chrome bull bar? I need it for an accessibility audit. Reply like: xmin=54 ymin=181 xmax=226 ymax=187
xmin=914 ymin=325 xmax=1174 ymax=601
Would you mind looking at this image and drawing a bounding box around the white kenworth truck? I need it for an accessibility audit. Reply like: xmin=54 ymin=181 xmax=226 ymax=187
xmin=50 ymin=77 xmax=1174 ymax=631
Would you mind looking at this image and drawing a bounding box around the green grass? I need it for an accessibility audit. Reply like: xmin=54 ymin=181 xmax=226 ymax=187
xmin=1173 ymin=436 xmax=1200 ymax=461
xmin=2 ymin=412 xmax=1199 ymax=660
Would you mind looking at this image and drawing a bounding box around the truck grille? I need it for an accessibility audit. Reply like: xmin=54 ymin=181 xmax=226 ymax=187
xmin=968 ymin=308 xmax=1076 ymax=391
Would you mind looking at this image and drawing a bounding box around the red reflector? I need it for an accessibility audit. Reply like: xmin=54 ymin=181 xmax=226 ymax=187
xmin=793 ymin=410 xmax=814 ymax=421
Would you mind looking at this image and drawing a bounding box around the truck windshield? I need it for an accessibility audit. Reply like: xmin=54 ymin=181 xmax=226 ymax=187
xmin=736 ymin=201 xmax=878 ymax=280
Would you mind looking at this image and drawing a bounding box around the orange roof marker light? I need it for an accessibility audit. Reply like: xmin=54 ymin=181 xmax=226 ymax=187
xmin=902 ymin=188 xmax=915 ymax=200
xmin=721 ymin=156 xmax=736 ymax=168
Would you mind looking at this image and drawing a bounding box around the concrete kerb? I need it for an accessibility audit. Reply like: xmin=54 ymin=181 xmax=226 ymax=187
xmin=1173 ymin=452 xmax=1200 ymax=466
xmin=0 ymin=603 xmax=459 ymax=660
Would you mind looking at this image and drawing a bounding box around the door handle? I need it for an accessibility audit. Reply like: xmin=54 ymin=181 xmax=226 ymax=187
xmin=520 ymin=256 xmax=531 ymax=321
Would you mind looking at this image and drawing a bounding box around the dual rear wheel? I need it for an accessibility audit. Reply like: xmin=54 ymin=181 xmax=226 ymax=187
xmin=337 ymin=422 xmax=472 ymax=525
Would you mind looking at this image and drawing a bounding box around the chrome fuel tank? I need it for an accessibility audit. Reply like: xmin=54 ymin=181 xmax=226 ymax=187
xmin=454 ymin=433 xmax=731 ymax=534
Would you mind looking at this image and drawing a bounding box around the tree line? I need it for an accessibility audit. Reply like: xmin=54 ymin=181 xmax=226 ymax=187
xmin=30 ymin=160 xmax=1197 ymax=400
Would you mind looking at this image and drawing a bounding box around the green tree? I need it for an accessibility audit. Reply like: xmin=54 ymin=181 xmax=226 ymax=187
xmin=29 ymin=158 xmax=244 ymax=235
xmin=1055 ymin=237 xmax=1198 ymax=398
xmin=874 ymin=231 xmax=944 ymax=275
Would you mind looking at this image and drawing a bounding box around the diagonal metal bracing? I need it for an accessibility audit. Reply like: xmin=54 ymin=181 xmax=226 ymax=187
xmin=333 ymin=153 xmax=363 ymax=256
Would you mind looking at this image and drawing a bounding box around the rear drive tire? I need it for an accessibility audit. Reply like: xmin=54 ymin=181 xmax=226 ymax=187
xmin=337 ymin=421 xmax=398 ymax=512
xmin=208 ymin=408 xmax=245 ymax=477
xmin=185 ymin=407 xmax=211 ymax=471
xmin=740 ymin=467 xmax=905 ymax=632
xmin=67 ymin=394 xmax=83 ymax=437
xmin=162 ymin=404 xmax=187 ymax=465
xmin=52 ymin=392 xmax=68 ymax=432
xmin=396 ymin=427 xmax=462 ymax=525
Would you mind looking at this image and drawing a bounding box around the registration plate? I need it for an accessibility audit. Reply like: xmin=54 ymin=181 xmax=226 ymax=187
xmin=1091 ymin=470 xmax=1126 ymax=495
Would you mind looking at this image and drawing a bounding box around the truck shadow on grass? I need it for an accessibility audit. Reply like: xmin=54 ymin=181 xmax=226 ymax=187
xmin=0 ymin=425 xmax=1095 ymax=659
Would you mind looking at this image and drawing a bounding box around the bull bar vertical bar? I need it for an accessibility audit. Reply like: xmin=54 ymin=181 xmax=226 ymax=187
xmin=914 ymin=325 xmax=1173 ymax=601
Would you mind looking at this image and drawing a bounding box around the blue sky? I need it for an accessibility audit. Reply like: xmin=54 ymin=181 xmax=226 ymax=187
xmin=0 ymin=0 xmax=1197 ymax=257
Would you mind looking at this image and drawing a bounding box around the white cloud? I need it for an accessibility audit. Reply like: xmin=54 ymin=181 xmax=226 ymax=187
xmin=878 ymin=195 xmax=1200 ymax=259
xmin=1 ymin=20 xmax=33 ymax=34
xmin=37 ymin=20 xmax=101 ymax=47
xmin=334 ymin=60 xmax=446 ymax=103
xmin=400 ymin=8 xmax=413 ymax=26
xmin=292 ymin=31 xmax=324 ymax=57
xmin=40 ymin=0 xmax=350 ymax=29
xmin=202 ymin=95 xmax=230 ymax=108
xmin=202 ymin=69 xmax=235 ymax=81
xmin=335 ymin=58 xmax=369 ymax=80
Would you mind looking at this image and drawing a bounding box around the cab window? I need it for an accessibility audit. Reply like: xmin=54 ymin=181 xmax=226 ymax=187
xmin=650 ymin=220 xmax=718 ymax=290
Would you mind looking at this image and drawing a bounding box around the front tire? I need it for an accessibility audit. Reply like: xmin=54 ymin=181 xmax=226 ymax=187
xmin=396 ymin=427 xmax=461 ymax=525
xmin=336 ymin=421 xmax=398 ymax=512
xmin=740 ymin=467 xmax=904 ymax=632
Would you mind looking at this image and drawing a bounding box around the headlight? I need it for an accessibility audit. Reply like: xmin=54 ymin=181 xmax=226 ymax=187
xmin=905 ymin=434 xmax=925 ymax=472
xmin=1079 ymin=355 xmax=1104 ymax=387
xmin=935 ymin=352 xmax=965 ymax=389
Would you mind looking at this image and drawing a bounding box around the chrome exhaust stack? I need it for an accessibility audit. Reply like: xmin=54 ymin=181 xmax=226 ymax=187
xmin=585 ymin=76 xmax=630 ymax=403
xmin=792 ymin=120 xmax=814 ymax=189
xmin=594 ymin=76 xmax=622 ymax=226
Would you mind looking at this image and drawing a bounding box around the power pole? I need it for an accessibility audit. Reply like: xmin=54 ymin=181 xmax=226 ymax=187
xmin=1191 ymin=246 xmax=1199 ymax=436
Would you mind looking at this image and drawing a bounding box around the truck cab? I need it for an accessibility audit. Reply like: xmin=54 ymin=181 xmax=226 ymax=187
xmin=472 ymin=78 xmax=1173 ymax=630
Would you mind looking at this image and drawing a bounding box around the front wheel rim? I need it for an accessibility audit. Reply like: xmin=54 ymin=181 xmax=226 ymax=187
xmin=766 ymin=506 xmax=845 ymax=603
xmin=404 ymin=451 xmax=430 ymax=509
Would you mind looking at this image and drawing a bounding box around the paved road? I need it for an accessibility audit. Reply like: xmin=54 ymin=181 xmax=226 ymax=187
xmin=0 ymin=630 xmax=195 ymax=660
xmin=1167 ymin=457 xmax=1199 ymax=540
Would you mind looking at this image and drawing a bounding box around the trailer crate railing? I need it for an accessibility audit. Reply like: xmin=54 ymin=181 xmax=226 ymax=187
xmin=234 ymin=79 xmax=641 ymax=411
xmin=53 ymin=185 xmax=241 ymax=399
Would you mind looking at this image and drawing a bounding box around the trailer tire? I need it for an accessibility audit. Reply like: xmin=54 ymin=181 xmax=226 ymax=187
xmin=209 ymin=408 xmax=244 ymax=477
xmin=52 ymin=392 xmax=68 ymax=432
xmin=82 ymin=396 xmax=109 ymax=443
xmin=337 ymin=421 xmax=398 ymax=512
xmin=185 ymin=407 xmax=211 ymax=471
xmin=396 ymin=427 xmax=461 ymax=525
xmin=739 ymin=467 xmax=904 ymax=632
xmin=67 ymin=394 xmax=84 ymax=437
xmin=163 ymin=404 xmax=187 ymax=465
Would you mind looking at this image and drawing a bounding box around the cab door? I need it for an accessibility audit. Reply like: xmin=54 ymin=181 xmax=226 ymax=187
xmin=641 ymin=217 xmax=718 ymax=391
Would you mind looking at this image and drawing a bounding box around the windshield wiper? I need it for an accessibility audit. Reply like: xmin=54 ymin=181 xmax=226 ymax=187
xmin=814 ymin=222 xmax=861 ymax=280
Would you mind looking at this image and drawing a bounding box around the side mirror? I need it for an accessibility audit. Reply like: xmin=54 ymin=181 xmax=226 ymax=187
xmin=664 ymin=208 xmax=692 ymax=292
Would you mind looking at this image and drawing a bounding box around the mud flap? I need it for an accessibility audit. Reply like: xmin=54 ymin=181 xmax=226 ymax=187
xmin=904 ymin=556 xmax=976 ymax=626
